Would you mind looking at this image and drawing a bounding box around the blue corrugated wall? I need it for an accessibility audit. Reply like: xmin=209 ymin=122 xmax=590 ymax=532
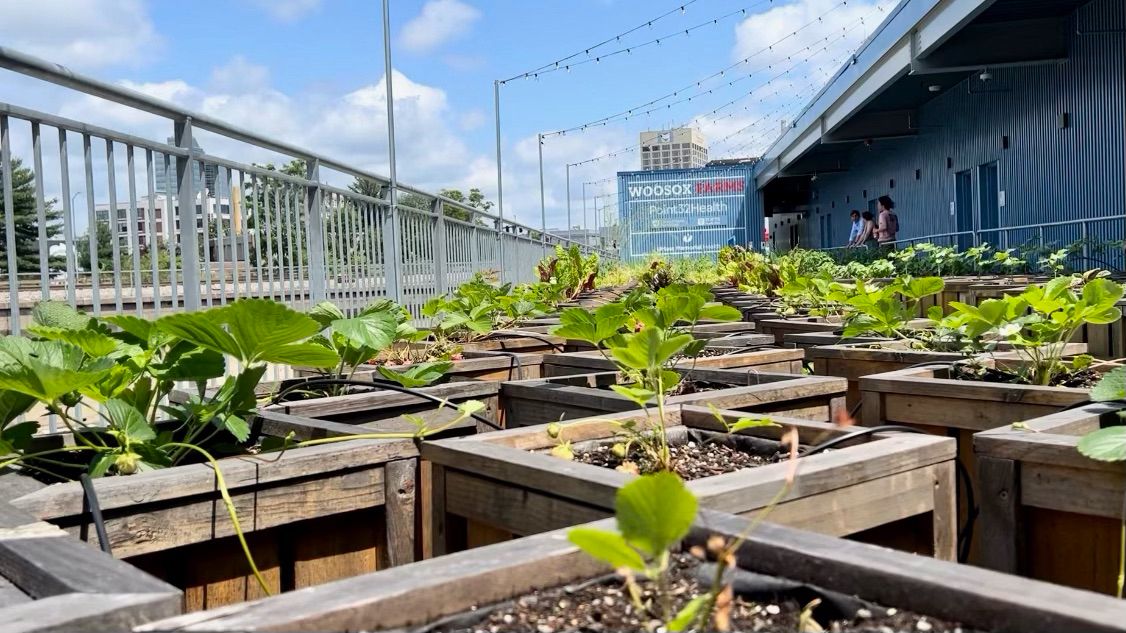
xmin=806 ymin=0 xmax=1125 ymax=255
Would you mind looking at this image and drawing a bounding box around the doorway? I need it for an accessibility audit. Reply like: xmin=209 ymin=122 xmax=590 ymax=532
xmin=978 ymin=162 xmax=1000 ymax=245
xmin=955 ymin=169 xmax=974 ymax=251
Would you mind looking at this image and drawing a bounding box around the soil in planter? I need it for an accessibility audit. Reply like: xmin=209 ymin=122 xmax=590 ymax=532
xmin=672 ymin=348 xmax=731 ymax=360
xmin=411 ymin=554 xmax=970 ymax=633
xmin=950 ymin=363 xmax=1101 ymax=389
xmin=573 ymin=432 xmax=784 ymax=480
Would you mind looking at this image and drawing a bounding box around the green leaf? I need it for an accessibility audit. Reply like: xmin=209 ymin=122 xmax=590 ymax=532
xmin=567 ymin=527 xmax=647 ymax=571
xmin=221 ymin=414 xmax=250 ymax=443
xmin=308 ymin=301 xmax=346 ymax=329
xmin=104 ymin=398 xmax=156 ymax=443
xmin=902 ymin=276 xmax=945 ymax=300
xmin=681 ymin=339 xmax=708 ymax=358
xmin=1090 ymin=367 xmax=1126 ymax=402
xmin=28 ymin=326 xmax=121 ymax=357
xmin=698 ymin=303 xmax=742 ymax=322
xmin=88 ymin=452 xmax=116 ymax=478
xmin=103 ymin=315 xmax=155 ymax=344
xmin=32 ymin=301 xmax=96 ymax=330
xmin=156 ymin=344 xmax=226 ymax=382
xmin=726 ymin=416 xmax=780 ymax=433
xmin=0 ymin=338 xmax=115 ymax=402
xmin=156 ymin=311 xmax=243 ymax=359
xmin=668 ymin=595 xmax=710 ymax=632
xmin=615 ymin=472 xmax=698 ymax=559
xmin=377 ymin=361 xmax=453 ymax=388
xmin=332 ymin=310 xmax=398 ymax=355
xmin=1077 ymin=426 xmax=1126 ymax=462
xmin=0 ymin=390 xmax=35 ymax=427
xmin=458 ymin=400 xmax=486 ymax=416
xmin=260 ymin=343 xmax=340 ymax=368
xmin=610 ymin=384 xmax=656 ymax=408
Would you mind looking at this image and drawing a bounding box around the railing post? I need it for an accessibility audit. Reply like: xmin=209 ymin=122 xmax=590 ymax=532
xmin=431 ymin=197 xmax=448 ymax=297
xmin=381 ymin=188 xmax=402 ymax=303
xmin=174 ymin=117 xmax=201 ymax=310
xmin=1080 ymin=221 xmax=1090 ymax=262
xmin=305 ymin=159 xmax=326 ymax=303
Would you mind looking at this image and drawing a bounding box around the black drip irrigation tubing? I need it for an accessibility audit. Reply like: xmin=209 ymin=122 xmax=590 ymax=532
xmin=480 ymin=331 xmax=566 ymax=353
xmin=470 ymin=349 xmax=527 ymax=381
xmin=803 ymin=424 xmax=978 ymax=564
xmin=836 ymin=358 xmax=980 ymax=563
xmin=79 ymin=473 xmax=112 ymax=554
xmin=269 ymin=377 xmax=502 ymax=431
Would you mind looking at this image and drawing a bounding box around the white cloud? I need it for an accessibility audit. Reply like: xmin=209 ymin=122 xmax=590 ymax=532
xmin=400 ymin=0 xmax=481 ymax=53
xmin=245 ymin=0 xmax=323 ymax=22
xmin=0 ymin=0 xmax=161 ymax=69
xmin=458 ymin=109 xmax=487 ymax=131
xmin=210 ymin=56 xmax=272 ymax=93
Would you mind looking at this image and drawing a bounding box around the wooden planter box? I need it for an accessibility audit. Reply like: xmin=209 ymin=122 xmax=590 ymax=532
xmin=859 ymin=363 xmax=1097 ymax=563
xmin=141 ymin=508 xmax=1126 ymax=633
xmin=757 ymin=316 xmax=843 ymax=345
xmin=501 ymin=370 xmax=846 ymax=427
xmin=0 ymin=501 xmax=181 ymax=632
xmin=816 ymin=342 xmax=1089 ymax=418
xmin=541 ymin=347 xmax=803 ymax=378
xmin=9 ymin=437 xmax=422 ymax=613
xmin=422 ymin=405 xmax=957 ymax=559
xmin=782 ymin=330 xmax=891 ymax=350
xmin=975 ymin=403 xmax=1126 ymax=595
xmin=297 ymin=350 xmax=545 ymax=383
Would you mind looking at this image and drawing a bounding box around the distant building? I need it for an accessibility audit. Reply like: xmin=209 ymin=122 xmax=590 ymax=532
xmin=549 ymin=227 xmax=601 ymax=249
xmin=154 ymin=137 xmax=220 ymax=195
xmin=639 ymin=128 xmax=708 ymax=171
xmin=95 ymin=193 xmax=234 ymax=253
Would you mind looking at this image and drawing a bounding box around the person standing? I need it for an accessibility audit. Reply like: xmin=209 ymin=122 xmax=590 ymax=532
xmin=846 ymin=210 xmax=862 ymax=247
xmin=876 ymin=195 xmax=899 ymax=249
xmin=858 ymin=211 xmax=878 ymax=249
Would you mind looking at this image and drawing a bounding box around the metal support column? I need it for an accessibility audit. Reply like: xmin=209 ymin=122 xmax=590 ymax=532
xmin=566 ymin=163 xmax=572 ymax=232
xmin=306 ymin=159 xmax=326 ymax=302
xmin=538 ymin=133 xmax=546 ymax=254
xmin=431 ymin=197 xmax=448 ymax=297
xmin=582 ymin=182 xmax=588 ymax=233
xmin=174 ymin=117 xmax=201 ymax=310
xmin=381 ymin=0 xmax=402 ymax=302
xmin=494 ymin=79 xmax=505 ymax=272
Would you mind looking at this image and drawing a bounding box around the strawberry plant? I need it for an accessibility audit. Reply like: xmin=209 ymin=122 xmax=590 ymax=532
xmin=946 ymin=277 xmax=1124 ymax=385
xmin=1076 ymin=366 xmax=1126 ymax=598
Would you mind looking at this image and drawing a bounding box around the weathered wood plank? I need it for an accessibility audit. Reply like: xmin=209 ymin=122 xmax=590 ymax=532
xmin=977 ymin=456 xmax=1022 ymax=575
xmin=931 ymin=459 xmax=957 ymax=562
xmin=1020 ymin=462 xmax=1125 ymax=520
xmin=56 ymin=467 xmax=387 ymax=558
xmin=271 ymin=381 xmax=498 ymax=419
xmin=0 ymin=592 xmax=180 ymax=633
xmin=12 ymin=439 xmax=415 ymax=519
xmin=444 ymin=471 xmax=607 ymax=537
xmin=0 ymin=535 xmax=177 ymax=597
xmin=382 ymin=459 xmax=416 ymax=568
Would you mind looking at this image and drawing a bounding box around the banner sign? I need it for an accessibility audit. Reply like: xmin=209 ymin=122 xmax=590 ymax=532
xmin=619 ymin=172 xmax=750 ymax=261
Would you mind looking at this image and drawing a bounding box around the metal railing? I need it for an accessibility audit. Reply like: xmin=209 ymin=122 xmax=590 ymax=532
xmin=821 ymin=215 xmax=1124 ymax=269
xmin=0 ymin=47 xmax=613 ymax=334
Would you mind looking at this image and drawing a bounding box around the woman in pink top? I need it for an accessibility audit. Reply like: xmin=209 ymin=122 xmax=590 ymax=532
xmin=876 ymin=195 xmax=898 ymax=249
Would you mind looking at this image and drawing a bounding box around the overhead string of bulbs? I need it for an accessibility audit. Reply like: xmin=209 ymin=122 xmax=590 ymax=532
xmin=565 ymin=20 xmax=868 ymax=169
xmin=541 ymin=0 xmax=855 ymax=139
xmin=499 ymin=0 xmax=703 ymax=83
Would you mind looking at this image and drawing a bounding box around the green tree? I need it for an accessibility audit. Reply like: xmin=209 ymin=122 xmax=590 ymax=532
xmin=76 ymin=221 xmax=117 ymax=272
xmin=0 ymin=156 xmax=63 ymax=274
xmin=439 ymin=188 xmax=493 ymax=223
xmin=244 ymin=160 xmax=308 ymax=270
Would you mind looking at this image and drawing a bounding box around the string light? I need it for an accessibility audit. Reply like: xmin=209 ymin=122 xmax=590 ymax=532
xmin=540 ymin=1 xmax=854 ymax=139
xmin=500 ymin=1 xmax=777 ymax=84
xmin=499 ymin=0 xmax=701 ymax=83
xmin=543 ymin=18 xmax=867 ymax=140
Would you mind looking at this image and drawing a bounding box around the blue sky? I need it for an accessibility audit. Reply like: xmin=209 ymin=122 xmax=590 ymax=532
xmin=0 ymin=0 xmax=895 ymax=230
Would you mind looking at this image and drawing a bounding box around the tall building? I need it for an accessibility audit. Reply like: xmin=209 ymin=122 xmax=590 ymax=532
xmin=154 ymin=138 xmax=220 ymax=195
xmin=639 ymin=128 xmax=708 ymax=171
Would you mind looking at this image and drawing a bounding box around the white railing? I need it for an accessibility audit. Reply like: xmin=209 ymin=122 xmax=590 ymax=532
xmin=0 ymin=47 xmax=614 ymax=334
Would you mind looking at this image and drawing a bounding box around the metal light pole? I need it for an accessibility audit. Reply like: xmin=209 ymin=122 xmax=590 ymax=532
xmin=493 ymin=80 xmax=505 ymax=268
xmin=537 ymin=133 xmax=546 ymax=253
xmin=382 ymin=0 xmax=402 ymax=301
xmin=582 ymin=182 xmax=588 ymax=235
xmin=565 ymin=163 xmax=572 ymax=232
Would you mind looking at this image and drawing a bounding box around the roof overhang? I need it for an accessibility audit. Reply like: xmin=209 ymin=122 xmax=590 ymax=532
xmin=753 ymin=0 xmax=1086 ymax=189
